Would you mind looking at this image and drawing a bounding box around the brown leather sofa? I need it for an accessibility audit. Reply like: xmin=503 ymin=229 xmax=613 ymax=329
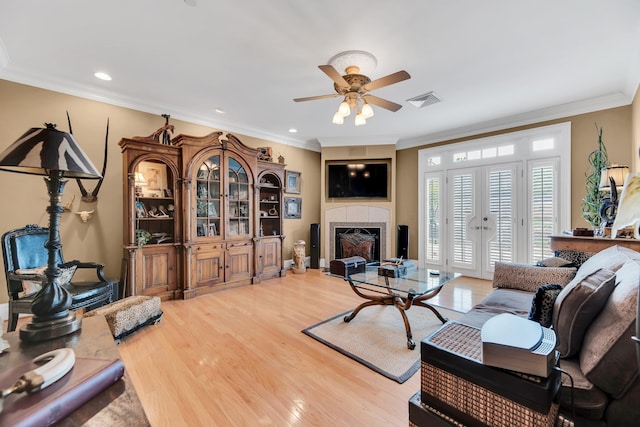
xmin=452 ymin=245 xmax=640 ymax=427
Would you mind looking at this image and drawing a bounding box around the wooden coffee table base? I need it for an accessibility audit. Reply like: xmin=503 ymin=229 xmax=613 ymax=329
xmin=343 ymin=281 xmax=448 ymax=350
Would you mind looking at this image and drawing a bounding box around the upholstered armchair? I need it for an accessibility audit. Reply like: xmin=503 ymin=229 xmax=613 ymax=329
xmin=2 ymin=224 xmax=114 ymax=332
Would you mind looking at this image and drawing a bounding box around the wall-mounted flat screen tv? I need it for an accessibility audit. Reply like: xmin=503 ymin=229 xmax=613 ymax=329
xmin=326 ymin=160 xmax=390 ymax=199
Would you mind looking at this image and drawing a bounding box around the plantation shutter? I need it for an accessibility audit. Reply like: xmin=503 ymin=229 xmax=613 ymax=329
xmin=529 ymin=160 xmax=557 ymax=262
xmin=424 ymin=173 xmax=442 ymax=264
xmin=450 ymin=171 xmax=475 ymax=268
xmin=486 ymin=165 xmax=517 ymax=271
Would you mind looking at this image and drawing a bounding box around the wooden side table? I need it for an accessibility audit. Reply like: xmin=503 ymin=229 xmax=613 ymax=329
xmin=549 ymin=234 xmax=640 ymax=254
xmin=0 ymin=316 xmax=150 ymax=426
xmin=549 ymin=234 xmax=640 ymax=267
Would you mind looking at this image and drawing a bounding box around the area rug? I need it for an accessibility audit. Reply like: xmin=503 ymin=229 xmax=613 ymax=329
xmin=302 ymin=305 xmax=463 ymax=383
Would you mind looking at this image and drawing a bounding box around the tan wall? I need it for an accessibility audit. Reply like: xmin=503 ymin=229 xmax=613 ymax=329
xmin=320 ymin=145 xmax=397 ymax=259
xmin=0 ymin=80 xmax=320 ymax=303
xmin=396 ymin=106 xmax=634 ymax=259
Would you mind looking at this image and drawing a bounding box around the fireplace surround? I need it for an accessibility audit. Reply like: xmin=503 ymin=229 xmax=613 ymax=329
xmin=325 ymin=206 xmax=392 ymax=266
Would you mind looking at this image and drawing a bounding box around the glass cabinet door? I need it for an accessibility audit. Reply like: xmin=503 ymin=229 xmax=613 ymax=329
xmin=134 ymin=160 xmax=175 ymax=245
xmin=227 ymin=157 xmax=250 ymax=237
xmin=196 ymin=155 xmax=221 ymax=237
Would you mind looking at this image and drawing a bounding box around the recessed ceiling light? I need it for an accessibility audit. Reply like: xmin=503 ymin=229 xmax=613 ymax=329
xmin=215 ymin=108 xmax=226 ymax=114
xmin=94 ymin=72 xmax=112 ymax=81
xmin=288 ymin=128 xmax=298 ymax=133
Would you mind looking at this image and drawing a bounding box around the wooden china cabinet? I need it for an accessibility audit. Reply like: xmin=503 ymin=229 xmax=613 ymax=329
xmin=120 ymin=131 xmax=286 ymax=300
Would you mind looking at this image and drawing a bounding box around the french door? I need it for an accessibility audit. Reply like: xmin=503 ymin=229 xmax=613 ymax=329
xmin=448 ymin=163 xmax=520 ymax=278
xmin=419 ymin=122 xmax=571 ymax=279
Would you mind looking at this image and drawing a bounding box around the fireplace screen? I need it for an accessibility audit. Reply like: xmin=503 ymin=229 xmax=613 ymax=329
xmin=336 ymin=228 xmax=380 ymax=262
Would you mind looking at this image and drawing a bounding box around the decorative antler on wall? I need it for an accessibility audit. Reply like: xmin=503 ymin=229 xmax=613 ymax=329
xmin=66 ymin=112 xmax=108 ymax=203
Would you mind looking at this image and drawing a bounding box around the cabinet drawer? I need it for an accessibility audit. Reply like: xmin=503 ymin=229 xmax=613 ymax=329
xmin=194 ymin=243 xmax=223 ymax=251
xmin=226 ymin=241 xmax=252 ymax=249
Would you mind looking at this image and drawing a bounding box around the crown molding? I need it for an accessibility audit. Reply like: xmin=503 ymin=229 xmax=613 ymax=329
xmin=396 ymin=92 xmax=633 ymax=150
xmin=0 ymin=67 xmax=323 ymax=153
xmin=317 ymin=136 xmax=398 ymax=147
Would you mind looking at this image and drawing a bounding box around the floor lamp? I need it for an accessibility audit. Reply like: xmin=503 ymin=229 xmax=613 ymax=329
xmin=0 ymin=124 xmax=102 ymax=341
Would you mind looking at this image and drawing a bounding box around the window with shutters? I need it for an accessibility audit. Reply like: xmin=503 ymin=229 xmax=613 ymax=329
xmin=417 ymin=122 xmax=570 ymax=277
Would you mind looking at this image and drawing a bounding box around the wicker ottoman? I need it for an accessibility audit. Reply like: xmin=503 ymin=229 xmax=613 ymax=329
xmin=84 ymin=295 xmax=162 ymax=343
xmin=413 ymin=321 xmax=561 ymax=427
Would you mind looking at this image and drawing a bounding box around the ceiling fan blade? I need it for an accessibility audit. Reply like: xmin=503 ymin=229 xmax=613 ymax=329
xmin=293 ymin=93 xmax=341 ymax=102
xmin=363 ymin=70 xmax=411 ymax=92
xmin=363 ymin=95 xmax=403 ymax=112
xmin=318 ymin=65 xmax=350 ymax=89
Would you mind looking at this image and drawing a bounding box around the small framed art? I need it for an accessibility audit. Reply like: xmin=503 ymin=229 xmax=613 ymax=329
xmin=285 ymin=170 xmax=301 ymax=194
xmin=284 ymin=197 xmax=302 ymax=219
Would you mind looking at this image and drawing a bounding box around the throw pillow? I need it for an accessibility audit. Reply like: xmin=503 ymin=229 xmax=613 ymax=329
xmin=492 ymin=262 xmax=576 ymax=293
xmin=552 ymin=268 xmax=616 ymax=358
xmin=579 ymin=259 xmax=640 ymax=398
xmin=528 ymin=283 xmax=563 ymax=327
xmin=56 ymin=263 xmax=77 ymax=286
xmin=536 ymin=256 xmax=573 ymax=268
xmin=15 ymin=265 xmax=47 ymax=298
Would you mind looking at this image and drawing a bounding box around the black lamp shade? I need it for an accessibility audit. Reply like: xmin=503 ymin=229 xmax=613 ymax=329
xmin=0 ymin=126 xmax=101 ymax=178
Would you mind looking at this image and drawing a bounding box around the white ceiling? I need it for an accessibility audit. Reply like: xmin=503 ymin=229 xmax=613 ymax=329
xmin=1 ymin=1 xmax=639 ymax=152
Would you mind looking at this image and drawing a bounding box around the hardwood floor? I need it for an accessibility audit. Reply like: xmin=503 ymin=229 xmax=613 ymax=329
xmin=4 ymin=269 xmax=492 ymax=426
xmin=116 ymin=270 xmax=492 ymax=427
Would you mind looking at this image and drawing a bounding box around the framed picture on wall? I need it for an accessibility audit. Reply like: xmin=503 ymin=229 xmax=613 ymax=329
xmin=285 ymin=170 xmax=301 ymax=194
xmin=284 ymin=197 xmax=302 ymax=219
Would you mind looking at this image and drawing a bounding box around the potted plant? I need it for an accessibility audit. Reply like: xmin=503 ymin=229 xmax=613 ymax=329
xmin=581 ymin=126 xmax=609 ymax=227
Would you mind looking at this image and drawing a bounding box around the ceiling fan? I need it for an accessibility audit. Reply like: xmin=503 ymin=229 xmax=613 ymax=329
xmin=294 ymin=51 xmax=411 ymax=125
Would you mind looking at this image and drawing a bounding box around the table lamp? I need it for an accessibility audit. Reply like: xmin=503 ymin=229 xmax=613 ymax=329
xmin=598 ymin=164 xmax=630 ymax=227
xmin=0 ymin=123 xmax=102 ymax=341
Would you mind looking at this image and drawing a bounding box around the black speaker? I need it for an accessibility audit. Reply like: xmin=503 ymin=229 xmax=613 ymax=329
xmin=310 ymin=223 xmax=320 ymax=268
xmin=397 ymin=225 xmax=409 ymax=259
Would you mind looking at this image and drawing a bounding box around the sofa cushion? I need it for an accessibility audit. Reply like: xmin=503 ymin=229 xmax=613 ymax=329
xmin=528 ymin=283 xmax=563 ymax=327
xmin=580 ymin=259 xmax=640 ymax=398
xmin=492 ymin=262 xmax=576 ymax=293
xmin=553 ymin=268 xmax=616 ymax=358
xmin=557 ymin=357 xmax=609 ymax=420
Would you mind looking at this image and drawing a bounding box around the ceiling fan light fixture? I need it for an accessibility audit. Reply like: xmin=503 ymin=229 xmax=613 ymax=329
xmin=338 ymin=100 xmax=351 ymax=117
xmin=354 ymin=112 xmax=366 ymax=126
xmin=332 ymin=112 xmax=344 ymax=125
xmin=361 ymin=102 xmax=374 ymax=119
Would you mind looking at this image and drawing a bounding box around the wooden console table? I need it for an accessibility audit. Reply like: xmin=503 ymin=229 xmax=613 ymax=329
xmin=550 ymin=234 xmax=640 ymax=254
xmin=0 ymin=316 xmax=150 ymax=426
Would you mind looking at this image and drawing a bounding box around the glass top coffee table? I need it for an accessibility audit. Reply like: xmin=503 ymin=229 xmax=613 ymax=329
xmin=333 ymin=264 xmax=459 ymax=350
